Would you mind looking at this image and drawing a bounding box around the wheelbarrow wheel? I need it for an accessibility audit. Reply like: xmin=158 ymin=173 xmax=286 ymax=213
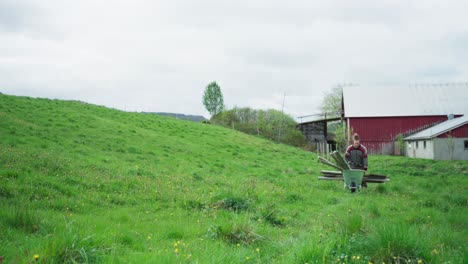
xmin=350 ymin=182 xmax=356 ymax=193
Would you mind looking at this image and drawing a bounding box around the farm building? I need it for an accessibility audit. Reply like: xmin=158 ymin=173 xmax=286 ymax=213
xmin=404 ymin=115 xmax=468 ymax=160
xmin=342 ymin=84 xmax=468 ymax=154
xmin=297 ymin=117 xmax=340 ymax=152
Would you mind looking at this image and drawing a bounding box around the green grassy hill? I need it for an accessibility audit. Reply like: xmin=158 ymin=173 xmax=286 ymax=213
xmin=0 ymin=94 xmax=466 ymax=263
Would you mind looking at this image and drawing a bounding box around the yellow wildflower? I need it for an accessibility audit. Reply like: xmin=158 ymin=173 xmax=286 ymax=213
xmin=33 ymin=254 xmax=39 ymax=261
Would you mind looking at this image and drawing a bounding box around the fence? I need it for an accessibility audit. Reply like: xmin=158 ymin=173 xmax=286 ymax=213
xmin=315 ymin=142 xmax=334 ymax=156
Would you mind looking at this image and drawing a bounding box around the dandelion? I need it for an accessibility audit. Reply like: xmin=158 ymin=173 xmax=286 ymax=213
xmin=147 ymin=235 xmax=152 ymax=240
xmin=256 ymin=248 xmax=260 ymax=253
xmin=174 ymin=248 xmax=179 ymax=253
xmin=432 ymin=249 xmax=439 ymax=255
xmin=237 ymin=243 xmax=241 ymax=247
xmin=246 ymin=256 xmax=250 ymax=261
xmin=357 ymin=256 xmax=360 ymax=260
xmin=417 ymin=260 xmax=423 ymax=264
xmin=33 ymin=254 xmax=39 ymax=261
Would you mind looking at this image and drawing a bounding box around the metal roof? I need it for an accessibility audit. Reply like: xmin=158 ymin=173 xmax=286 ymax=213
xmin=343 ymin=84 xmax=468 ymax=118
xmin=404 ymin=115 xmax=468 ymax=140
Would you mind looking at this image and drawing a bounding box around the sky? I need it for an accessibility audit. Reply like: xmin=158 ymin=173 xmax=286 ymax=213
xmin=1 ymin=0 xmax=467 ymax=120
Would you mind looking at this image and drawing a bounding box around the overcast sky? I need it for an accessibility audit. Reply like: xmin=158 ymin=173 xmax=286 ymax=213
xmin=1 ymin=0 xmax=467 ymax=119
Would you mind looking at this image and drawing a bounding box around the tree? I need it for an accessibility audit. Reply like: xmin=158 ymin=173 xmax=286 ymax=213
xmin=202 ymin=81 xmax=224 ymax=122
xmin=320 ymin=85 xmax=343 ymax=118
xmin=213 ymin=107 xmax=307 ymax=147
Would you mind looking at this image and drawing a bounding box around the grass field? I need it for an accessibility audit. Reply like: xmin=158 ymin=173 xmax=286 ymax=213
xmin=0 ymin=94 xmax=467 ymax=263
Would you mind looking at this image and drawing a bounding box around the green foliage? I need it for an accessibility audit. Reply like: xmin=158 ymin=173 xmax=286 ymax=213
xmin=44 ymin=221 xmax=105 ymax=263
xmin=358 ymin=222 xmax=428 ymax=263
xmin=321 ymin=85 xmax=343 ymax=118
xmin=0 ymin=94 xmax=466 ymax=263
xmin=217 ymin=197 xmax=250 ymax=212
xmin=214 ymin=107 xmax=307 ymax=147
xmin=5 ymin=205 xmax=41 ymax=233
xmin=202 ymin=81 xmax=224 ymax=120
xmin=334 ymin=122 xmax=348 ymax=152
xmin=395 ymin=134 xmax=405 ymax=156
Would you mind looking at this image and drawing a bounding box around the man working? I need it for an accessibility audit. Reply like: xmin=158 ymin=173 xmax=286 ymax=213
xmin=345 ymin=133 xmax=368 ymax=186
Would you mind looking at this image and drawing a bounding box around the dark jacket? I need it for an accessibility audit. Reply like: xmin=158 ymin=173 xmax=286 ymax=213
xmin=345 ymin=144 xmax=368 ymax=170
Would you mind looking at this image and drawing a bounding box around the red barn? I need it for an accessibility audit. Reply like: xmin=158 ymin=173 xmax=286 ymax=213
xmin=342 ymin=84 xmax=468 ymax=154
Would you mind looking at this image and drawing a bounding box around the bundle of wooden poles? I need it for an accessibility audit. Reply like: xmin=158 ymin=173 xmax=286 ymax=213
xmin=318 ymin=151 xmax=390 ymax=183
xmin=318 ymin=151 xmax=351 ymax=171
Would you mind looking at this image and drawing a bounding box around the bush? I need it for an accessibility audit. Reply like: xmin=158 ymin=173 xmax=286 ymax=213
xmin=213 ymin=107 xmax=307 ymax=147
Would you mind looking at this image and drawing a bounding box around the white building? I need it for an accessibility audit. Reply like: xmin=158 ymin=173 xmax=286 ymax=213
xmin=404 ymin=115 xmax=468 ymax=160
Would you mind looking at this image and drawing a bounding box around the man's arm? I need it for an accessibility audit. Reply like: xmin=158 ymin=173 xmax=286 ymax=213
xmin=345 ymin=146 xmax=352 ymax=163
xmin=361 ymin=145 xmax=368 ymax=171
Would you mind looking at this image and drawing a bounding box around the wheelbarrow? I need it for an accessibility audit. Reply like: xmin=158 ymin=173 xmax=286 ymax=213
xmin=343 ymin=169 xmax=365 ymax=193
xmin=318 ymin=169 xmax=390 ymax=193
xmin=317 ymin=153 xmax=390 ymax=193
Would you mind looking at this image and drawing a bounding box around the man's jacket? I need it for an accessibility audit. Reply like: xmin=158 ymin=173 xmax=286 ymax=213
xmin=345 ymin=144 xmax=368 ymax=170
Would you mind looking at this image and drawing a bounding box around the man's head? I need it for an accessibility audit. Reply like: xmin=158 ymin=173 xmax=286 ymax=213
xmin=352 ymin=133 xmax=360 ymax=148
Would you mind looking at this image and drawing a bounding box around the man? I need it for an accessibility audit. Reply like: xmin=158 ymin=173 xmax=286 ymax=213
xmin=345 ymin=133 xmax=368 ymax=187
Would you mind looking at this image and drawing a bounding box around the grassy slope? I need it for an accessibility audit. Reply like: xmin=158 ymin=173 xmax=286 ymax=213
xmin=0 ymin=94 xmax=466 ymax=263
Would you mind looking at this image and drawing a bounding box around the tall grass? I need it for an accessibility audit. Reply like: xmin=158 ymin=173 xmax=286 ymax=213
xmin=0 ymin=94 xmax=466 ymax=263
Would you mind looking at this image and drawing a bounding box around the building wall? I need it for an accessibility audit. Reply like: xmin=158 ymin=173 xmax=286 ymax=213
xmin=298 ymin=121 xmax=327 ymax=143
xmin=437 ymin=123 xmax=468 ymax=138
xmin=406 ymin=139 xmax=434 ymax=159
xmin=349 ymin=116 xmax=447 ymax=154
xmin=433 ymin=138 xmax=468 ymax=160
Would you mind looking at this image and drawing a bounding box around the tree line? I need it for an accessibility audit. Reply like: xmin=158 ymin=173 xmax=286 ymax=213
xmin=213 ymin=107 xmax=307 ymax=147
xmin=202 ymin=81 xmax=307 ymax=147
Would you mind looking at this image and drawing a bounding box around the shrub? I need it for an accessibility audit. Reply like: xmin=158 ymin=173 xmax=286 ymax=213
xmin=216 ymin=197 xmax=249 ymax=212
xmin=213 ymin=107 xmax=307 ymax=147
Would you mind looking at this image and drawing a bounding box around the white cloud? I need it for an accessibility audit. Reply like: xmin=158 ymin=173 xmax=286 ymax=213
xmin=1 ymin=0 xmax=467 ymax=119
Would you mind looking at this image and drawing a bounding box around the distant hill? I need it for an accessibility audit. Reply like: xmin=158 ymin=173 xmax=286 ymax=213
xmin=143 ymin=112 xmax=207 ymax=122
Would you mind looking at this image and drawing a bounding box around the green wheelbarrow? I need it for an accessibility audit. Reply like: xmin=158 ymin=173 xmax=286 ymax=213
xmin=343 ymin=169 xmax=365 ymax=193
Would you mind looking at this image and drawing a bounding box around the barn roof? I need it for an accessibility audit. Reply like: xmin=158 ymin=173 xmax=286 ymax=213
xmin=343 ymin=84 xmax=468 ymax=118
xmin=404 ymin=115 xmax=468 ymax=140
